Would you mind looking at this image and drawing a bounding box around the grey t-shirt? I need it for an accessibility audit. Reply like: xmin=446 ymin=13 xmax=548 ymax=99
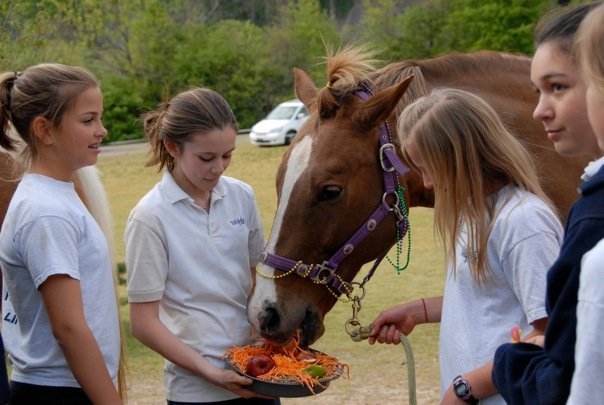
xmin=439 ymin=185 xmax=563 ymax=404
xmin=0 ymin=174 xmax=120 ymax=387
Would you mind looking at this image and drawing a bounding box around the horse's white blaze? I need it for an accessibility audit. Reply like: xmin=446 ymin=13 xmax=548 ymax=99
xmin=248 ymin=136 xmax=314 ymax=323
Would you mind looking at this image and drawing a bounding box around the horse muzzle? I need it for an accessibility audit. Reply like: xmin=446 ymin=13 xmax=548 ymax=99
xmin=250 ymin=300 xmax=325 ymax=347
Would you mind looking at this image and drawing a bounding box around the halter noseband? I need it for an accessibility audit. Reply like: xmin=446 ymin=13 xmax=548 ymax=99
xmin=259 ymin=83 xmax=411 ymax=298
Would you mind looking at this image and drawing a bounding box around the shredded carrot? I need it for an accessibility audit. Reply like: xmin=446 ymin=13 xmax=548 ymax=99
xmin=224 ymin=333 xmax=349 ymax=394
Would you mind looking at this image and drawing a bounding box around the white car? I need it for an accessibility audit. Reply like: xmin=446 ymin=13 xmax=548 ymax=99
xmin=249 ymin=100 xmax=308 ymax=146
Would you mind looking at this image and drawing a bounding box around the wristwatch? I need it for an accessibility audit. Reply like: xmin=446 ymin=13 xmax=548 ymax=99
xmin=453 ymin=375 xmax=479 ymax=404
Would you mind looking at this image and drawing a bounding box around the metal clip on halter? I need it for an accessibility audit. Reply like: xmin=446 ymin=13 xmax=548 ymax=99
xmin=349 ymin=324 xmax=375 ymax=342
xmin=345 ymin=290 xmax=374 ymax=342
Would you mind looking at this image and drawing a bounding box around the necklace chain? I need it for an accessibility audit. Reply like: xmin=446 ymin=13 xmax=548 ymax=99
xmin=385 ymin=185 xmax=412 ymax=274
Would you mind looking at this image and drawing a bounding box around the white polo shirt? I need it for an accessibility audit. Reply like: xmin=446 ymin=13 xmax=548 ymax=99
xmin=125 ymin=171 xmax=264 ymax=402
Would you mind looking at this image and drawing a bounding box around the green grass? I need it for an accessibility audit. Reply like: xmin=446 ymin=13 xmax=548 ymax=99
xmin=97 ymin=140 xmax=444 ymax=404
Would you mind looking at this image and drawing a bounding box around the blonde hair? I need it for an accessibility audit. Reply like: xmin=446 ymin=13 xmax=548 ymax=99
xmin=576 ymin=3 xmax=604 ymax=97
xmin=398 ymin=88 xmax=553 ymax=283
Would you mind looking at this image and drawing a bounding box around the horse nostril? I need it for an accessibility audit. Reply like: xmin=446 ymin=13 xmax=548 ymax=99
xmin=260 ymin=306 xmax=280 ymax=333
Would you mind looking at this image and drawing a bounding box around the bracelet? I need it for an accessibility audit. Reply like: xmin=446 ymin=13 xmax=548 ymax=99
xmin=421 ymin=298 xmax=428 ymax=323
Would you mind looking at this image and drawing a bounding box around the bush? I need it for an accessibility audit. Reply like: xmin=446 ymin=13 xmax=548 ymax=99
xmin=102 ymin=77 xmax=149 ymax=143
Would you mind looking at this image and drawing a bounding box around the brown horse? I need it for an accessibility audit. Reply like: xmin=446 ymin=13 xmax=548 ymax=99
xmin=247 ymin=47 xmax=589 ymax=347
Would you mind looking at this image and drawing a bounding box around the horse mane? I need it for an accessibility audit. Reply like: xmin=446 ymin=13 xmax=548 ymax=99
xmin=316 ymin=45 xmax=380 ymax=118
xmin=370 ymin=51 xmax=532 ymax=118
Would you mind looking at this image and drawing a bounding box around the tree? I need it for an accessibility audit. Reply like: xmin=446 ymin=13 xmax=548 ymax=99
xmin=171 ymin=19 xmax=274 ymax=128
xmin=355 ymin=0 xmax=553 ymax=63
xmin=440 ymin=0 xmax=550 ymax=55
xmin=0 ymin=0 xmax=87 ymax=70
xmin=265 ymin=0 xmax=340 ymax=100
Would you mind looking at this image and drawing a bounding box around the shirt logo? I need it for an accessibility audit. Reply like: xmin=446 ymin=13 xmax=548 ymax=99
xmin=3 ymin=291 xmax=18 ymax=325
xmin=230 ymin=217 xmax=245 ymax=226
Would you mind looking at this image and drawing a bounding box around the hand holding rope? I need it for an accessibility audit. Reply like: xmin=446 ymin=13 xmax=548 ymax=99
xmin=345 ymin=294 xmax=417 ymax=405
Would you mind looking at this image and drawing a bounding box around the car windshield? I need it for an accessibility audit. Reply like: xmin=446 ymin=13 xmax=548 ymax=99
xmin=266 ymin=105 xmax=298 ymax=120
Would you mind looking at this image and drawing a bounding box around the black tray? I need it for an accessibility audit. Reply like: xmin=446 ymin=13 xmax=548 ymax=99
xmin=225 ymin=353 xmax=344 ymax=397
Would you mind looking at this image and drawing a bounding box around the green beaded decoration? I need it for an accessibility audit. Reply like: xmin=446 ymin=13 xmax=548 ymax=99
xmin=385 ymin=185 xmax=411 ymax=274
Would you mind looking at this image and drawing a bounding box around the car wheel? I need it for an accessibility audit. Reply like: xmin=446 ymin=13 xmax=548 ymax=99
xmin=285 ymin=131 xmax=296 ymax=145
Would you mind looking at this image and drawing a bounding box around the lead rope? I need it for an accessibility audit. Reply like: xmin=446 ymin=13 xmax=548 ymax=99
xmin=347 ymin=296 xmax=417 ymax=405
xmin=399 ymin=333 xmax=417 ymax=405
xmin=379 ymin=185 xmax=417 ymax=404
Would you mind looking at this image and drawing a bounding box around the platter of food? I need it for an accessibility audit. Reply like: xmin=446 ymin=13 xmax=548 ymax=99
xmin=224 ymin=339 xmax=347 ymax=397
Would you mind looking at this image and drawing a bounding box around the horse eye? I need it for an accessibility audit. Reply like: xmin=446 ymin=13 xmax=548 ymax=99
xmin=317 ymin=185 xmax=342 ymax=202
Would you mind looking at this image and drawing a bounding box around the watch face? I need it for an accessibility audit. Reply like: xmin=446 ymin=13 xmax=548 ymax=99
xmin=455 ymin=382 xmax=469 ymax=396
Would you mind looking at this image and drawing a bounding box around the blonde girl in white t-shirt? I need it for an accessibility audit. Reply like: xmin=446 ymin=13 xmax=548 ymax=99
xmin=0 ymin=64 xmax=123 ymax=404
xmin=368 ymin=88 xmax=562 ymax=404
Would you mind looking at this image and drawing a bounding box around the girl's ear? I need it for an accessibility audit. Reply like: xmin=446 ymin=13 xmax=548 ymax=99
xmin=163 ymin=138 xmax=181 ymax=158
xmin=31 ymin=116 xmax=54 ymax=145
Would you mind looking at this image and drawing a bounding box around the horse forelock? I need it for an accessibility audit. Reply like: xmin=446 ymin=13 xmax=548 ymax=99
xmin=315 ymin=45 xmax=380 ymax=119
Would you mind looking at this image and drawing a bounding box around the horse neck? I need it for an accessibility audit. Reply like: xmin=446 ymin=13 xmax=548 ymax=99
xmin=372 ymin=52 xmax=533 ymax=116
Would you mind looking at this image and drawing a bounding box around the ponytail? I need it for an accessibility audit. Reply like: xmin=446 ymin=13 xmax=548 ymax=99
xmin=0 ymin=72 xmax=19 ymax=151
xmin=144 ymin=108 xmax=174 ymax=172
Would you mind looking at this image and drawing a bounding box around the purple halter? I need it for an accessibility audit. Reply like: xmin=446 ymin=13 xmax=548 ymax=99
xmin=259 ymin=83 xmax=411 ymax=297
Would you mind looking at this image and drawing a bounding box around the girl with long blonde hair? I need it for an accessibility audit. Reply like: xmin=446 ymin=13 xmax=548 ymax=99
xmin=370 ymin=88 xmax=563 ymax=404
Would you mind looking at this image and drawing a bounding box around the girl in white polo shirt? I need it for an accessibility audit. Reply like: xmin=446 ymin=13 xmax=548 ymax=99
xmin=125 ymin=87 xmax=275 ymax=405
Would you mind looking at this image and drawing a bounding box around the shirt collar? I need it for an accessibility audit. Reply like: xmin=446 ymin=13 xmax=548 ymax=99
xmin=160 ymin=171 xmax=227 ymax=204
xmin=581 ymin=156 xmax=604 ymax=183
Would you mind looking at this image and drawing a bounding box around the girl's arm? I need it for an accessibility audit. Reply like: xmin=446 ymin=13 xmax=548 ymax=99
xmin=129 ymin=301 xmax=266 ymax=399
xmin=368 ymin=296 xmax=443 ymax=345
xmin=440 ymin=318 xmax=549 ymax=404
xmin=39 ymin=275 xmax=121 ymax=405
xmin=522 ymin=317 xmax=548 ymax=347
xmin=441 ymin=362 xmax=497 ymax=404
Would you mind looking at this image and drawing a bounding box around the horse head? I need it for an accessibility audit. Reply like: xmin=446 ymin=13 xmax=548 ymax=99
xmin=247 ymin=48 xmax=422 ymax=346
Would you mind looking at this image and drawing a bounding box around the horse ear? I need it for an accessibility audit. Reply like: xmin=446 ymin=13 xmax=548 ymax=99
xmin=357 ymin=75 xmax=414 ymax=130
xmin=294 ymin=68 xmax=319 ymax=108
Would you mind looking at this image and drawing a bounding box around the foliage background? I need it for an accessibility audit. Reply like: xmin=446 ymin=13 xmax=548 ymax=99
xmin=0 ymin=0 xmax=585 ymax=142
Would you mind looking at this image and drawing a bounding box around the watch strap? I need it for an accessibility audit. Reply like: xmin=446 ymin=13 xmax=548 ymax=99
xmin=453 ymin=375 xmax=479 ymax=404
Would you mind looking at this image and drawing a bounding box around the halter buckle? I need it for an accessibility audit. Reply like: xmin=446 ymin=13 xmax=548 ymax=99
xmin=312 ymin=261 xmax=336 ymax=284
xmin=379 ymin=143 xmax=397 ymax=172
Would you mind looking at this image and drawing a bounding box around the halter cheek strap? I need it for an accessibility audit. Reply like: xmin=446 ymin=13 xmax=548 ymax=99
xmin=259 ymin=83 xmax=410 ymax=298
